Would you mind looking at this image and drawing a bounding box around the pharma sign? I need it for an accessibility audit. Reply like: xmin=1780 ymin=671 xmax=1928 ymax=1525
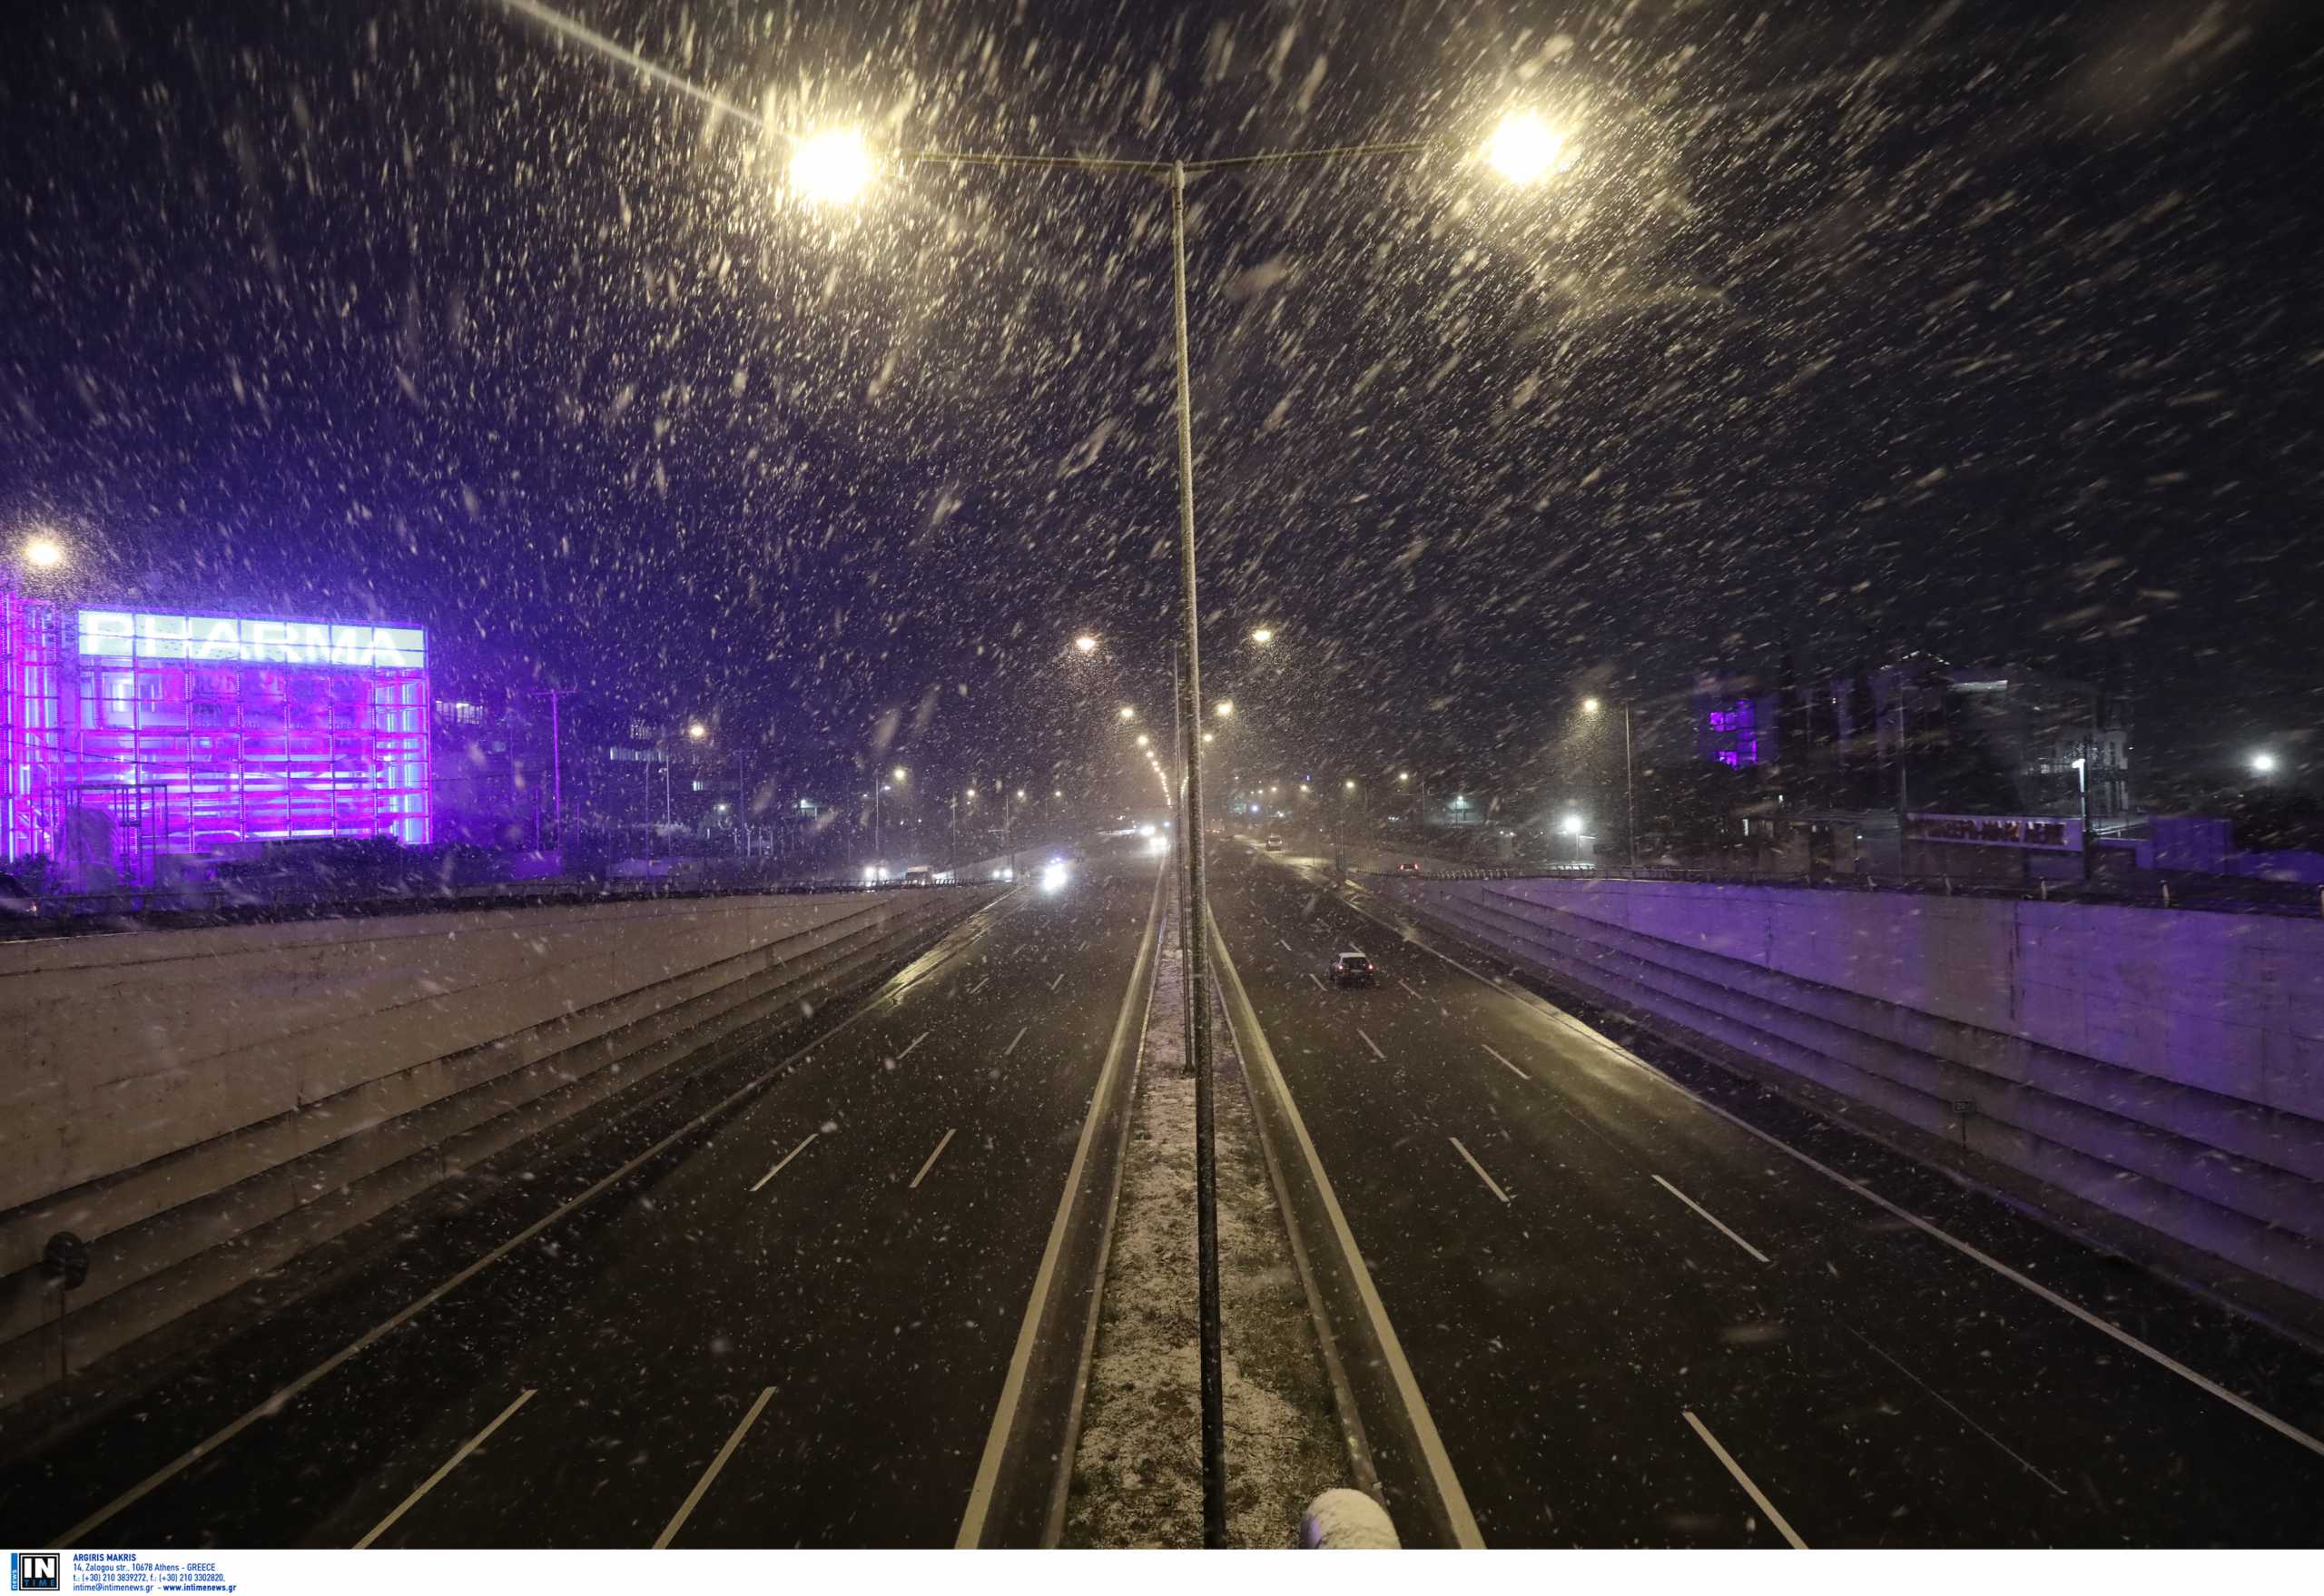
xmin=1906 ymin=813 xmax=2083 ymax=851
xmin=77 ymin=609 xmax=426 ymax=669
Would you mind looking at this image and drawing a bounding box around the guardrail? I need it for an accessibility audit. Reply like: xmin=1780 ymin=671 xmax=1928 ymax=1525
xmin=1366 ymin=861 xmax=2324 ymax=918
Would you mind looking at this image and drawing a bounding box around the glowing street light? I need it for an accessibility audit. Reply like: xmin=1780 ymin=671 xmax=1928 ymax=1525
xmin=1074 ymin=634 xmax=1099 ymax=654
xmin=2251 ymin=752 xmax=2280 ymax=776
xmin=1118 ymin=705 xmax=1137 ymax=722
xmin=1484 ymin=112 xmax=1570 ymax=184
xmin=1560 ymin=812 xmax=1586 ymax=837
xmin=686 ymin=721 xmax=708 ymax=741
xmin=1250 ymin=627 xmax=1275 ymax=645
xmin=1202 ymin=731 xmax=1215 ymax=744
xmin=22 ymin=534 xmax=65 ymax=571
xmin=789 ymin=128 xmax=874 ymax=204
xmin=1344 ymin=779 xmax=1357 ymax=792
xmin=1214 ymin=700 xmax=1234 ymax=718
xmin=1581 ymin=696 xmax=1602 ymax=715
xmin=891 ymin=766 xmax=908 ymax=783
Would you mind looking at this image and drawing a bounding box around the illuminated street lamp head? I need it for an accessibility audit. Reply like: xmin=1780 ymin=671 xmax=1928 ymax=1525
xmin=2251 ymin=752 xmax=2280 ymax=775
xmin=1053 ymin=788 xmax=1063 ymax=798
xmin=1560 ymin=812 xmax=1585 ymax=837
xmin=1215 ymin=700 xmax=1234 ymax=718
xmin=1202 ymin=732 xmax=1215 ymax=744
xmin=1015 ymin=788 xmax=1026 ymax=800
xmin=1398 ymin=771 xmax=1410 ymax=782
xmin=1250 ymin=626 xmax=1275 ymax=645
xmin=790 ymin=128 xmax=874 ymax=204
xmin=891 ymin=765 xmax=908 ymax=783
xmin=1485 ymin=112 xmax=1570 ymax=184
xmin=22 ymin=533 xmax=65 ymax=570
xmin=1136 ymin=733 xmax=1151 ymax=748
xmin=1074 ymin=634 xmax=1098 ymax=654
xmin=1344 ymin=779 xmax=1356 ymax=792
xmin=1581 ymin=696 xmax=1602 ymax=714
xmin=686 ymin=721 xmax=708 ymax=741
xmin=1118 ymin=705 xmax=1137 ymax=722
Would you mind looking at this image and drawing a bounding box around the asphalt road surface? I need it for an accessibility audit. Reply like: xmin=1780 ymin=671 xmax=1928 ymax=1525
xmin=3 ymin=850 xmax=1161 ymax=1550
xmin=1209 ymin=839 xmax=2324 ymax=1547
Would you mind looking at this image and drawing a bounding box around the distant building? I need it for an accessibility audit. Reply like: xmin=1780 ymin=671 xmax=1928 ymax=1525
xmin=3 ymin=595 xmax=429 ymax=888
xmin=1692 ymin=672 xmax=1779 ymax=769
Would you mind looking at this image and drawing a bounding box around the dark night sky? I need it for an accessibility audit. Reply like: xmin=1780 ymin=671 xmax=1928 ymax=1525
xmin=4 ymin=0 xmax=2320 ymax=808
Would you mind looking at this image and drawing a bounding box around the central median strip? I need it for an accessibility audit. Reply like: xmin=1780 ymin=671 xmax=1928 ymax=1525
xmin=1061 ymin=898 xmax=1351 ymax=1547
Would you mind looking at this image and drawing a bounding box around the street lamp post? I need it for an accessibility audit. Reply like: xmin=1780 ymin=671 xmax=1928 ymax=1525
xmin=1581 ymin=697 xmax=1638 ymax=873
xmin=476 ymin=20 xmax=1545 ymax=1538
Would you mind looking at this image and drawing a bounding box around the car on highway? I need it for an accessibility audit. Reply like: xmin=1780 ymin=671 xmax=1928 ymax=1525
xmin=1328 ymin=950 xmax=1377 ymax=989
xmin=1265 ymin=835 xmax=1285 ymax=851
xmin=1396 ymin=861 xmax=1421 ymax=874
xmin=0 ymin=872 xmax=39 ymax=917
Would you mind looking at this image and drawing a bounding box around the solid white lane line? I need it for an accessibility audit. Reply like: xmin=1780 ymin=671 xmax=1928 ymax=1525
xmin=750 ymin=1132 xmax=820 ymax=1193
xmin=1449 ymin=1137 xmax=1512 ymax=1205
xmin=1651 ymin=1174 xmax=1770 ymax=1264
xmin=1002 ymin=1025 xmax=1028 ymax=1057
xmin=1682 ymin=1410 xmax=1807 ymax=1549
xmin=1049 ymin=971 xmax=1067 ymax=991
xmin=1481 ymin=1044 xmax=1527 ymax=1080
xmin=1355 ymin=1028 xmax=1386 ymax=1061
xmin=897 ymin=1030 xmax=930 ymax=1059
xmin=1307 ymin=972 xmax=1327 ymax=991
xmin=353 ymin=1388 xmax=537 ymax=1549
xmin=1334 ymin=885 xmax=2324 ymax=1461
xmin=911 ymin=1128 xmax=958 ymax=1190
xmin=654 ymin=1386 xmax=776 ymax=1549
xmin=1842 ymin=1326 xmax=2068 ymax=1495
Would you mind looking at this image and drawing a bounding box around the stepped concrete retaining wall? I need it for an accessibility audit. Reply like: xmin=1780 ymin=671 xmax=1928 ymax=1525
xmin=1373 ymin=873 xmax=2324 ymax=1314
xmin=0 ymin=883 xmax=998 ymax=1401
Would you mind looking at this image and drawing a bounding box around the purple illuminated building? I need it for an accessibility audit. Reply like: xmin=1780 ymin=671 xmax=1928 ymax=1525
xmin=3 ymin=595 xmax=430 ymax=888
xmin=1693 ymin=673 xmax=1777 ymax=769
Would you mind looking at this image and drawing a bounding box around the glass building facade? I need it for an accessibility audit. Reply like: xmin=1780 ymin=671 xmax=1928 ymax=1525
xmin=2 ymin=596 xmax=430 ymax=887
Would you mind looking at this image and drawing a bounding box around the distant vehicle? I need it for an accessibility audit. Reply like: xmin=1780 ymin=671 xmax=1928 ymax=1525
xmin=1265 ymin=835 xmax=1285 ymax=851
xmin=1328 ymin=951 xmax=1376 ymax=989
xmin=0 ymin=872 xmax=39 ymax=917
xmin=1396 ymin=862 xmax=1421 ymax=874
xmin=902 ymin=865 xmax=933 ymax=887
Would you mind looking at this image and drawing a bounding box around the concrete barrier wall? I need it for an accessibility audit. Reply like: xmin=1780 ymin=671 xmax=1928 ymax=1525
xmin=1374 ymin=874 xmax=2324 ymax=1311
xmin=0 ymin=884 xmax=996 ymax=1402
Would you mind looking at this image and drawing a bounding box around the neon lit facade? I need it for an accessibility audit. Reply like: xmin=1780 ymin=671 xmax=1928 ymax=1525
xmin=3 ymin=596 xmax=430 ymax=886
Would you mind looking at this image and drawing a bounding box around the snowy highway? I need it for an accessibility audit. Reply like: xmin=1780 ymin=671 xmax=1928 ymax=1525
xmin=2 ymin=854 xmax=1163 ymax=1550
xmin=1209 ymin=842 xmax=2324 ymax=1546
